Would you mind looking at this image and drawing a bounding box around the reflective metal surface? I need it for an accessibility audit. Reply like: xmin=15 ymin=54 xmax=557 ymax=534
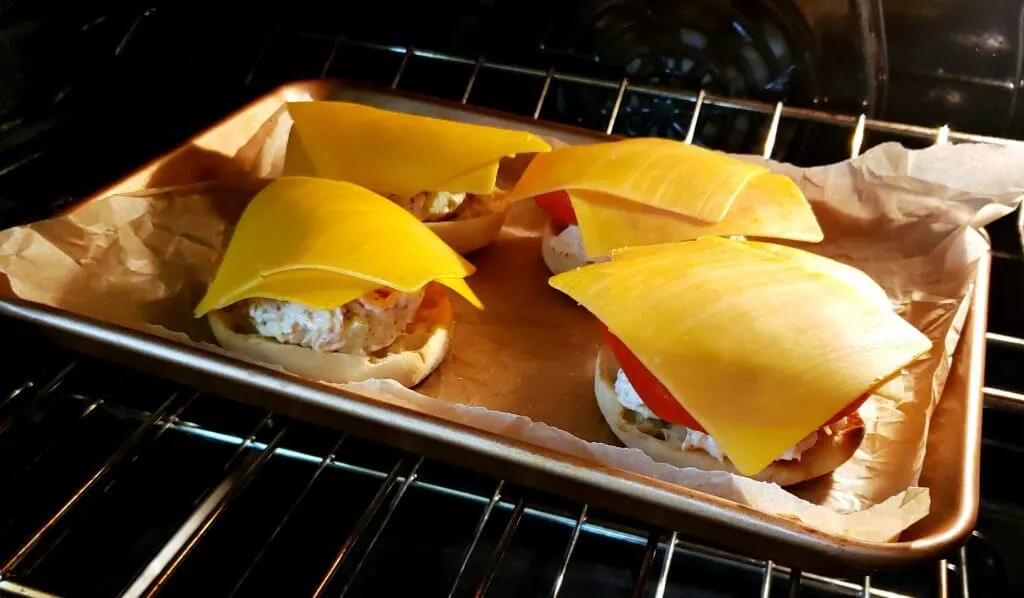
xmin=0 ymin=335 xmax=973 ymax=595
xmin=0 ymin=77 xmax=991 ymax=573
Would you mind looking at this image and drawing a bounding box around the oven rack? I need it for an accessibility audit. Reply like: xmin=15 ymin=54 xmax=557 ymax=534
xmin=0 ymin=8 xmax=1021 ymax=596
xmin=0 ymin=350 xmax=972 ymax=598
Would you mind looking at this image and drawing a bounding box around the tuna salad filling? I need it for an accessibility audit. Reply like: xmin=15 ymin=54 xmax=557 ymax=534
xmin=388 ymin=191 xmax=501 ymax=222
xmin=613 ymin=368 xmax=819 ymax=462
xmin=241 ymin=287 xmax=425 ymax=354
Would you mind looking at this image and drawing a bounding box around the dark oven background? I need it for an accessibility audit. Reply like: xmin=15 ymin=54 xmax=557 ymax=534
xmin=2 ymin=1 xmax=1024 ymax=597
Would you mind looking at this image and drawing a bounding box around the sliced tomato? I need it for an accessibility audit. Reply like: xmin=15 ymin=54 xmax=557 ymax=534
xmin=533 ymin=190 xmax=577 ymax=226
xmin=599 ymin=323 xmax=867 ymax=431
xmin=599 ymin=324 xmax=707 ymax=432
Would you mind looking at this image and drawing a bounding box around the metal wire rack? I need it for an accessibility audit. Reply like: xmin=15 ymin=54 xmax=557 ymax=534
xmin=261 ymin=30 xmax=1024 ymax=151
xmin=0 ymin=349 xmax=974 ymax=597
xmin=1 ymin=10 xmax=1023 ymax=597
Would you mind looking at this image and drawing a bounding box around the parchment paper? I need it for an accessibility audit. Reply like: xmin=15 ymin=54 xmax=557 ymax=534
xmin=2 ymin=122 xmax=1023 ymax=542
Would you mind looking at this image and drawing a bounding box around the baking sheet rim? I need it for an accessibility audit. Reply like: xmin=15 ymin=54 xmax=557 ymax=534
xmin=0 ymin=79 xmax=987 ymax=569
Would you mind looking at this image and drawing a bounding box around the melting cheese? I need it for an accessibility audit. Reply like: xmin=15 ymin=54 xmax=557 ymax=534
xmin=284 ymin=101 xmax=552 ymax=197
xmin=505 ymin=138 xmax=822 ymax=255
xmin=550 ymin=237 xmax=931 ymax=475
xmin=195 ymin=177 xmax=480 ymax=317
xmin=568 ymin=175 xmax=822 ymax=256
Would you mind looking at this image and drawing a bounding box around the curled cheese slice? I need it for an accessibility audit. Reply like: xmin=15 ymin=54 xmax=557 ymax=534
xmin=209 ymin=270 xmax=380 ymax=314
xmin=551 ymin=237 xmax=931 ymax=476
xmin=194 ymin=177 xmax=480 ymax=317
xmin=507 ymin=138 xmax=822 ymax=254
xmin=569 ymin=173 xmax=823 ymax=256
xmin=284 ymin=101 xmax=552 ymax=197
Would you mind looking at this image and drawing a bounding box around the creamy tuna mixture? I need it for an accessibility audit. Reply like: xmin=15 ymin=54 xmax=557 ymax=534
xmin=613 ymin=369 xmax=818 ymax=462
xmin=387 ymin=190 xmax=501 ymax=222
xmin=389 ymin=191 xmax=468 ymax=222
xmin=549 ymin=224 xmax=608 ymax=266
xmin=245 ymin=288 xmax=425 ymax=354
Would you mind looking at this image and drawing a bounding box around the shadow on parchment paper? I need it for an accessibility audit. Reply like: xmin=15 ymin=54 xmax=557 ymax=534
xmin=143 ymin=146 xmax=266 ymax=339
xmin=147 ymin=143 xmax=268 ymax=228
xmin=148 ymin=143 xmax=253 ymax=190
xmin=416 ymin=199 xmax=621 ymax=446
xmin=37 ymin=157 xmax=266 ymax=343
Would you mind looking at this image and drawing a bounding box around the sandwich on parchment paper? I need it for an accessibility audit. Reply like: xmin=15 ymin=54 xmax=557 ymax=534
xmin=194 ymin=176 xmax=481 ymax=387
xmin=281 ymin=100 xmax=552 ymax=254
xmin=549 ymin=237 xmax=932 ymax=485
xmin=504 ymin=138 xmax=824 ymax=274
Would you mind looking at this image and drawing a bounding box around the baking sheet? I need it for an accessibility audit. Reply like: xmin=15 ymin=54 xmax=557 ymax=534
xmin=0 ymin=85 xmax=1020 ymax=548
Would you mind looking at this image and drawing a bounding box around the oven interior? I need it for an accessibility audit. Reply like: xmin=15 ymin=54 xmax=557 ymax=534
xmin=2 ymin=1 xmax=1024 ymax=596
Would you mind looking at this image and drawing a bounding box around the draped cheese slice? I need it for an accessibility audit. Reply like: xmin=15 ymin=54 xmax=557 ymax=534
xmin=570 ymin=175 xmax=823 ymax=256
xmin=282 ymin=128 xmax=316 ymax=178
xmin=551 ymin=237 xmax=931 ymax=475
xmin=284 ymin=101 xmax=552 ymax=197
xmin=194 ymin=177 xmax=480 ymax=317
xmin=610 ymin=241 xmax=892 ymax=312
xmin=506 ymin=138 xmax=822 ymax=254
xmin=740 ymin=242 xmax=893 ymax=312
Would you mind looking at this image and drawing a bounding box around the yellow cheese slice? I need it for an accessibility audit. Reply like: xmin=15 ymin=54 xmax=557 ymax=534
xmin=550 ymin=237 xmax=931 ymax=476
xmin=506 ymin=138 xmax=822 ymax=252
xmin=284 ymin=101 xmax=552 ymax=196
xmin=195 ymin=177 xmax=480 ymax=317
xmin=741 ymin=242 xmax=892 ymax=312
xmin=282 ymin=128 xmax=316 ymax=177
xmin=570 ymin=171 xmax=823 ymax=256
xmin=610 ymin=240 xmax=890 ymax=311
xmin=507 ymin=138 xmax=788 ymax=221
xmin=211 ymin=269 xmax=380 ymax=313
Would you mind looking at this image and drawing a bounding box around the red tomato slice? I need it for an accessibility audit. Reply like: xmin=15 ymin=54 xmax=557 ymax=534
xmin=599 ymin=324 xmax=707 ymax=432
xmin=534 ymin=191 xmax=577 ymax=226
xmin=599 ymin=323 xmax=866 ymax=432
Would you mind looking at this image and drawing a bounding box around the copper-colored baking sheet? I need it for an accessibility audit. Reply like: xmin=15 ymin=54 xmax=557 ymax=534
xmin=0 ymin=81 xmax=987 ymax=574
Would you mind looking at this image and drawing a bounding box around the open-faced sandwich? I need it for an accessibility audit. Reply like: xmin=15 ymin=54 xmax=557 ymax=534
xmin=194 ymin=176 xmax=481 ymax=386
xmin=282 ymin=101 xmax=552 ymax=254
xmin=504 ymin=138 xmax=824 ymax=274
xmin=549 ymin=237 xmax=932 ymax=485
